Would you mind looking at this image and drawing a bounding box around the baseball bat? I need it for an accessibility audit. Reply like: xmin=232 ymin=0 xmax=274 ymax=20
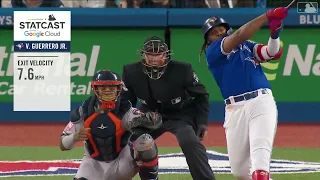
xmin=286 ymin=0 xmax=296 ymax=8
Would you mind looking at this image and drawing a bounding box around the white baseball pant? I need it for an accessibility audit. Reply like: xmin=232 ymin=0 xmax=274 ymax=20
xmin=223 ymin=89 xmax=277 ymax=180
xmin=75 ymin=145 xmax=137 ymax=180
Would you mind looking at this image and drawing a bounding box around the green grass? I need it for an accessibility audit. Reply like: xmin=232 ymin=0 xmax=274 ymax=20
xmin=1 ymin=147 xmax=320 ymax=180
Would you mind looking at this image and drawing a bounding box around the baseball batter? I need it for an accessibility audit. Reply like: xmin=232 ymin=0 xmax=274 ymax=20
xmin=200 ymin=7 xmax=289 ymax=180
xmin=59 ymin=70 xmax=162 ymax=180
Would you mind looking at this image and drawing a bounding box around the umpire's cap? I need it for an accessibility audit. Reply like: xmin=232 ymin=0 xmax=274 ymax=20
xmin=202 ymin=16 xmax=232 ymax=40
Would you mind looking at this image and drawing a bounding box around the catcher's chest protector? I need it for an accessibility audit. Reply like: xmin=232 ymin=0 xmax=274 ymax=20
xmin=82 ymin=96 xmax=131 ymax=162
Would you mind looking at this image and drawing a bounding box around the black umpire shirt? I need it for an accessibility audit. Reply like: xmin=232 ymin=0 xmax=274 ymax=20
xmin=122 ymin=60 xmax=209 ymax=128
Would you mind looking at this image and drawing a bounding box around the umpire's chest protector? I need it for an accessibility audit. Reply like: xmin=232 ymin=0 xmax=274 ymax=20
xmin=125 ymin=62 xmax=190 ymax=112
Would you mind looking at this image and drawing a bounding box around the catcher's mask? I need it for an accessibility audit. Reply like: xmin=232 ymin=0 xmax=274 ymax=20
xmin=140 ymin=36 xmax=171 ymax=80
xmin=91 ymin=70 xmax=123 ymax=110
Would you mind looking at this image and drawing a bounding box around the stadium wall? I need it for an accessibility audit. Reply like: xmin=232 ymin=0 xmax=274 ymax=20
xmin=0 ymin=8 xmax=319 ymax=123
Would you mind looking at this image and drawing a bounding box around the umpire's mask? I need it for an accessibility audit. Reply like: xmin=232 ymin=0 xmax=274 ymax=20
xmin=140 ymin=36 xmax=171 ymax=80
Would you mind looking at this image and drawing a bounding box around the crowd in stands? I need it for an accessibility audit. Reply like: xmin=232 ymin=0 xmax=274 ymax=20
xmin=0 ymin=0 xmax=296 ymax=8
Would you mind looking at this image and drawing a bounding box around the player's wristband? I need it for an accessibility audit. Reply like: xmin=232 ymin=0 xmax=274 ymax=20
xmin=269 ymin=20 xmax=283 ymax=39
xmin=62 ymin=134 xmax=76 ymax=150
xmin=267 ymin=37 xmax=280 ymax=56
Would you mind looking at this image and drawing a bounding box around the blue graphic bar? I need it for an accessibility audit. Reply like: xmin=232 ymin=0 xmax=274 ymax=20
xmin=14 ymin=41 xmax=70 ymax=52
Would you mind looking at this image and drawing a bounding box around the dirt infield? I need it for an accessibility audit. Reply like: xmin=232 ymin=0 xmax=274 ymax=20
xmin=0 ymin=123 xmax=319 ymax=148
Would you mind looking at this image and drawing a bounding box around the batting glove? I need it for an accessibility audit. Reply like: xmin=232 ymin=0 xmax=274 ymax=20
xmin=266 ymin=7 xmax=288 ymax=21
xmin=269 ymin=20 xmax=283 ymax=39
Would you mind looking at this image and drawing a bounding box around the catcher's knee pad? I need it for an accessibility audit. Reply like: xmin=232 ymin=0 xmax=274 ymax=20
xmin=130 ymin=133 xmax=158 ymax=168
xmin=73 ymin=178 xmax=88 ymax=180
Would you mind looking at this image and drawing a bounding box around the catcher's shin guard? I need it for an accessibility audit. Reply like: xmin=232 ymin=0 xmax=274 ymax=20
xmin=129 ymin=133 xmax=159 ymax=180
xmin=252 ymin=170 xmax=270 ymax=180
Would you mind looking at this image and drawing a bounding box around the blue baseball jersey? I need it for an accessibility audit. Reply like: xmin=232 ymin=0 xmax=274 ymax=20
xmin=205 ymin=37 xmax=271 ymax=99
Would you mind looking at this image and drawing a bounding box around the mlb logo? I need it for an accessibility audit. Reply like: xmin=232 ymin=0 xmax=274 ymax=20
xmin=297 ymin=2 xmax=318 ymax=13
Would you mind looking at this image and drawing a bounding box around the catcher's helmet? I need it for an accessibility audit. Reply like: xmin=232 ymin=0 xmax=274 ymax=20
xmin=202 ymin=16 xmax=232 ymax=40
xmin=140 ymin=36 xmax=171 ymax=80
xmin=91 ymin=70 xmax=123 ymax=110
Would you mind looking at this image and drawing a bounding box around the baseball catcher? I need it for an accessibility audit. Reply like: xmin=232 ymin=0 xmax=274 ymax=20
xmin=59 ymin=70 xmax=162 ymax=180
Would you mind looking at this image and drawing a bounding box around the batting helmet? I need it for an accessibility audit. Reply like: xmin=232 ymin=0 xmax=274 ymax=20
xmin=91 ymin=70 xmax=123 ymax=110
xmin=202 ymin=16 xmax=232 ymax=40
xmin=199 ymin=16 xmax=233 ymax=62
